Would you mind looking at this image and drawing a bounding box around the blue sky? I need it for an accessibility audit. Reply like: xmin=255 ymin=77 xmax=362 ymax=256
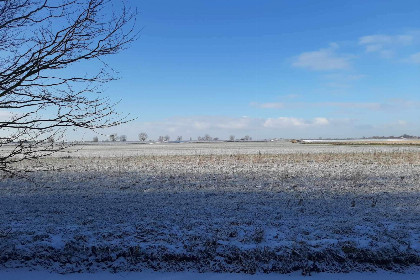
xmin=96 ymin=0 xmax=420 ymax=140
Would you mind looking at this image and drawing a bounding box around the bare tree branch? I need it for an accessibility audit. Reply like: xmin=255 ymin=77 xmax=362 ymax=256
xmin=0 ymin=0 xmax=138 ymax=173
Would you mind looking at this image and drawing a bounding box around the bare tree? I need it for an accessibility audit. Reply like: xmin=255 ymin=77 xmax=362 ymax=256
xmin=0 ymin=0 xmax=137 ymax=173
xmin=138 ymin=132 xmax=148 ymax=142
xmin=176 ymin=136 xmax=182 ymax=142
xmin=119 ymin=135 xmax=127 ymax=142
xmin=229 ymin=135 xmax=235 ymax=142
xmin=163 ymin=135 xmax=170 ymax=142
xmin=109 ymin=134 xmax=117 ymax=142
xmin=204 ymin=134 xmax=212 ymax=141
xmin=242 ymin=135 xmax=252 ymax=141
xmin=92 ymin=136 xmax=99 ymax=142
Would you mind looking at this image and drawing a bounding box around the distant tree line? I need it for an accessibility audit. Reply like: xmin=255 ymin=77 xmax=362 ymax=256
xmin=91 ymin=133 xmax=255 ymax=142
xmin=367 ymin=134 xmax=420 ymax=139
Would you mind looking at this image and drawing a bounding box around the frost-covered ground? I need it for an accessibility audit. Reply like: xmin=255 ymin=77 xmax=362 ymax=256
xmin=1 ymin=269 xmax=420 ymax=280
xmin=0 ymin=142 xmax=419 ymax=275
xmin=55 ymin=140 xmax=420 ymax=156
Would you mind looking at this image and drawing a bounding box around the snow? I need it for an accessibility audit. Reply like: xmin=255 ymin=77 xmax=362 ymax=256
xmin=0 ymin=270 xmax=420 ymax=280
xmin=1 ymin=142 xmax=419 ymax=275
xmin=42 ymin=140 xmax=420 ymax=157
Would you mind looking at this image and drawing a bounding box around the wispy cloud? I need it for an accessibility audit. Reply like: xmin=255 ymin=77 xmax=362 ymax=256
xmin=321 ymin=72 xmax=366 ymax=92
xmin=292 ymin=43 xmax=352 ymax=71
xmin=284 ymin=94 xmax=300 ymax=99
xmin=263 ymin=117 xmax=330 ymax=128
xmin=251 ymin=100 xmax=420 ymax=112
xmin=405 ymin=52 xmax=420 ymax=64
xmin=322 ymin=73 xmax=366 ymax=82
xmin=359 ymin=34 xmax=413 ymax=47
xmin=88 ymin=113 xmax=420 ymax=141
xmin=106 ymin=115 xmax=353 ymax=140
xmin=0 ymin=110 xmax=15 ymax=121
xmin=358 ymin=34 xmax=414 ymax=58
xmin=388 ymin=98 xmax=420 ymax=109
xmin=250 ymin=102 xmax=284 ymax=109
xmin=140 ymin=116 xmax=262 ymax=135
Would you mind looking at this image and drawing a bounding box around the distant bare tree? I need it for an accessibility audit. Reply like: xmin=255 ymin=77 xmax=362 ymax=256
xmin=204 ymin=134 xmax=212 ymax=141
xmin=93 ymin=136 xmax=99 ymax=142
xmin=139 ymin=132 xmax=148 ymax=142
xmin=176 ymin=136 xmax=182 ymax=142
xmin=158 ymin=136 xmax=164 ymax=142
xmin=163 ymin=135 xmax=170 ymax=142
xmin=110 ymin=134 xmax=117 ymax=142
xmin=120 ymin=135 xmax=127 ymax=142
xmin=229 ymin=135 xmax=235 ymax=141
xmin=0 ymin=0 xmax=137 ymax=173
xmin=242 ymin=135 xmax=252 ymax=141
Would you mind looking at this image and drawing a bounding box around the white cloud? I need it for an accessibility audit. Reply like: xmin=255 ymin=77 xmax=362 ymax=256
xmin=313 ymin=117 xmax=330 ymax=125
xmin=70 ymin=113 xmax=420 ymax=141
xmin=359 ymin=34 xmax=413 ymax=46
xmin=137 ymin=116 xmax=263 ymax=138
xmin=365 ymin=44 xmax=383 ymax=53
xmin=0 ymin=110 xmax=15 ymax=121
xmin=292 ymin=43 xmax=351 ymax=71
xmin=406 ymin=52 xmax=420 ymax=64
xmin=285 ymin=94 xmax=300 ymax=99
xmin=253 ymin=101 xmax=382 ymax=111
xmin=96 ymin=115 xmax=345 ymax=140
xmin=321 ymin=73 xmax=366 ymax=91
xmin=322 ymin=73 xmax=366 ymax=81
xmin=358 ymin=34 xmax=414 ymax=57
xmin=250 ymin=99 xmax=420 ymax=112
xmin=319 ymin=102 xmax=383 ymax=110
xmin=387 ymin=99 xmax=420 ymax=109
xmin=250 ymin=102 xmax=284 ymax=109
xmin=379 ymin=50 xmax=394 ymax=58
xmin=263 ymin=117 xmax=330 ymax=128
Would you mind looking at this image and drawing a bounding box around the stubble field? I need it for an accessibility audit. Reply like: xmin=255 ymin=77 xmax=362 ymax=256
xmin=0 ymin=141 xmax=419 ymax=274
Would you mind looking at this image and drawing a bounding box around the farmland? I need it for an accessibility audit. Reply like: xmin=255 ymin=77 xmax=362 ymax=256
xmin=0 ymin=141 xmax=419 ymax=274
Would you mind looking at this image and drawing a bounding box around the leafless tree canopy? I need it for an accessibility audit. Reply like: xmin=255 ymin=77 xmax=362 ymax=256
xmin=138 ymin=132 xmax=147 ymax=142
xmin=0 ymin=0 xmax=137 ymax=173
xmin=109 ymin=133 xmax=117 ymax=142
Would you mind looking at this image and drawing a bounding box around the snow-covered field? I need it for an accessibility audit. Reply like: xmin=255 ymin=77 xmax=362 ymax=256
xmin=1 ymin=142 xmax=419 ymax=277
xmin=54 ymin=140 xmax=420 ymax=156
xmin=1 ymin=269 xmax=420 ymax=280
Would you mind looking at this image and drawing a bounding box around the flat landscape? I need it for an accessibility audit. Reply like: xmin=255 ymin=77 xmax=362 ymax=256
xmin=0 ymin=141 xmax=419 ymax=275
